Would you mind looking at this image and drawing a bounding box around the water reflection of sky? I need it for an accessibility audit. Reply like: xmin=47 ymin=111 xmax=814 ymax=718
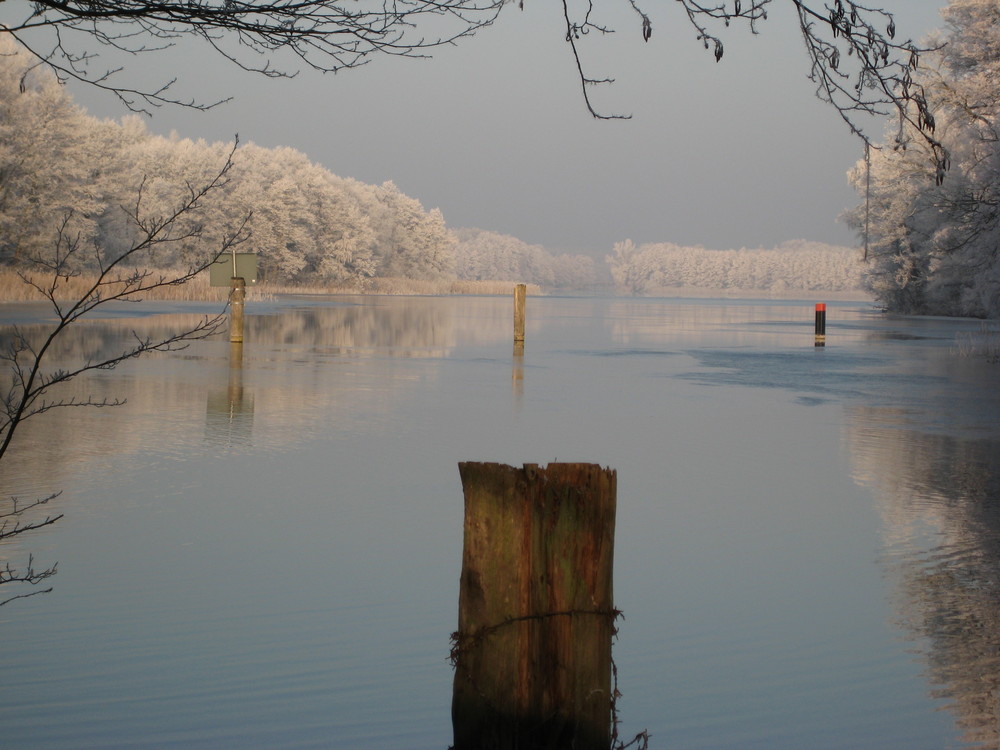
xmin=0 ymin=295 xmax=998 ymax=749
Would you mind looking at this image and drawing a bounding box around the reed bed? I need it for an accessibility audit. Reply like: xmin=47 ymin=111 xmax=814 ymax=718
xmin=0 ymin=268 xmax=228 ymax=303
xmin=0 ymin=269 xmax=540 ymax=303
xmin=255 ymin=277 xmax=537 ymax=297
xmin=955 ymin=322 xmax=1000 ymax=363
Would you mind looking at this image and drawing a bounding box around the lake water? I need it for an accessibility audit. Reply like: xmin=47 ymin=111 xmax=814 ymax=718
xmin=1 ymin=295 xmax=998 ymax=749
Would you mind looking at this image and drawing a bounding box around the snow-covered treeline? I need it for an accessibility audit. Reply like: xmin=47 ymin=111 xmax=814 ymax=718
xmin=0 ymin=36 xmax=607 ymax=290
xmin=452 ymin=228 xmax=599 ymax=290
xmin=844 ymin=0 xmax=1000 ymax=318
xmin=0 ymin=37 xmax=454 ymax=285
xmin=606 ymin=239 xmax=865 ymax=296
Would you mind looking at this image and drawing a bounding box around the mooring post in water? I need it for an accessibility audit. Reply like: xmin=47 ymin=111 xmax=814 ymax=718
xmin=452 ymin=462 xmax=617 ymax=750
xmin=514 ymin=283 xmax=526 ymax=345
xmin=229 ymin=277 xmax=246 ymax=344
xmin=815 ymin=302 xmax=826 ymax=347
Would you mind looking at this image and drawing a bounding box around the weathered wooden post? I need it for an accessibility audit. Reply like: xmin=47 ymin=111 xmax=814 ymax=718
xmin=452 ymin=462 xmax=617 ymax=750
xmin=514 ymin=283 xmax=526 ymax=345
xmin=229 ymin=277 xmax=246 ymax=344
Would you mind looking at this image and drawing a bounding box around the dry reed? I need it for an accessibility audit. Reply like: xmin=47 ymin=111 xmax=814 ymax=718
xmin=0 ymin=268 xmax=228 ymax=303
xmin=955 ymin=322 xmax=1000 ymax=363
xmin=0 ymin=269 xmax=540 ymax=303
xmin=258 ymin=277 xmax=539 ymax=297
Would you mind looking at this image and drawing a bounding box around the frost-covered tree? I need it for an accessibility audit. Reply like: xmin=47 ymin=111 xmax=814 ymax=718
xmin=550 ymin=253 xmax=600 ymax=291
xmin=607 ymin=240 xmax=653 ymax=295
xmin=0 ymin=38 xmax=111 ymax=266
xmin=306 ymin=172 xmax=379 ymax=283
xmin=452 ymin=227 xmax=596 ymax=289
xmin=221 ymin=155 xmax=453 ymax=284
xmin=847 ymin=0 xmax=1000 ymax=317
xmin=368 ymin=182 xmax=455 ymax=280
xmin=101 ymin=133 xmax=237 ymax=269
xmin=453 ymin=228 xmax=524 ymax=282
xmin=0 ymin=41 xmax=463 ymax=287
xmin=229 ymin=145 xmax=318 ymax=280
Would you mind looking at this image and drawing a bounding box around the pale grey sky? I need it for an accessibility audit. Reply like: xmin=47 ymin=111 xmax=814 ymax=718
xmin=59 ymin=0 xmax=948 ymax=257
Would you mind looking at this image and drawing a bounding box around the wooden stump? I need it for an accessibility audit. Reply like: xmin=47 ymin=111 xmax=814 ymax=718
xmin=452 ymin=462 xmax=617 ymax=750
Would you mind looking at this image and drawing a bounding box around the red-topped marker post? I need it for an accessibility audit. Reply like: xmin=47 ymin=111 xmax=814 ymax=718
xmin=815 ymin=303 xmax=826 ymax=347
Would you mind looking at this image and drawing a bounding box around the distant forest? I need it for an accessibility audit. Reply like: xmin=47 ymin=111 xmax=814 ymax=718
xmin=607 ymin=240 xmax=865 ymax=296
xmin=0 ymin=36 xmax=862 ymax=296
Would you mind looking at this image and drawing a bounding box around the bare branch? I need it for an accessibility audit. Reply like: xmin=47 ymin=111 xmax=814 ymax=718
xmin=790 ymin=0 xmax=949 ymax=180
xmin=0 ymin=0 xmax=951 ymax=164
xmin=0 ymin=494 xmax=63 ymax=606
xmin=561 ymin=0 xmax=628 ymax=119
xmin=3 ymin=0 xmax=505 ymax=113
xmin=0 ymin=493 xmax=64 ymax=540
xmin=553 ymin=0 xmax=945 ymax=171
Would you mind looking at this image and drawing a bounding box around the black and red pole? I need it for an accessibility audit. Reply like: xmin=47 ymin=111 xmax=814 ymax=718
xmin=815 ymin=303 xmax=826 ymax=347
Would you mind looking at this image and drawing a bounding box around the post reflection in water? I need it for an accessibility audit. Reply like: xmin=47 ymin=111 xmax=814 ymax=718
xmin=205 ymin=341 xmax=254 ymax=447
xmin=851 ymin=416 xmax=1000 ymax=749
xmin=512 ymin=341 xmax=524 ymax=404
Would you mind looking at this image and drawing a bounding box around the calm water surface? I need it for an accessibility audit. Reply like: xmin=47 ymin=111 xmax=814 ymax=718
xmin=1 ymin=295 xmax=998 ymax=749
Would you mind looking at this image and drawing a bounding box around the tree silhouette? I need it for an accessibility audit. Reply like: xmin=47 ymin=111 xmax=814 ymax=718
xmin=2 ymin=0 xmax=944 ymax=166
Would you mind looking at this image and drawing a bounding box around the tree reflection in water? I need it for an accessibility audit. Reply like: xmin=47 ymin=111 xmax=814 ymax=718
xmin=0 ymin=296 xmax=512 ymax=494
xmin=851 ymin=413 xmax=1000 ymax=748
